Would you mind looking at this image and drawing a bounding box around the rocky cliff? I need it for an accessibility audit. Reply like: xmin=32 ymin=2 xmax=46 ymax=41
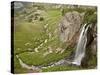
xmin=59 ymin=11 xmax=84 ymax=48
xmin=59 ymin=10 xmax=97 ymax=68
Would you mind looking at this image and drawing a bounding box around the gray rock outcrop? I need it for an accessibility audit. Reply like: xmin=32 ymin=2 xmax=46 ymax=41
xmin=59 ymin=11 xmax=97 ymax=68
xmin=59 ymin=11 xmax=84 ymax=48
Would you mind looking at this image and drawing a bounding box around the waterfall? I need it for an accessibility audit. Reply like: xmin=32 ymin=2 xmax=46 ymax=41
xmin=72 ymin=24 xmax=90 ymax=66
xmin=16 ymin=24 xmax=90 ymax=71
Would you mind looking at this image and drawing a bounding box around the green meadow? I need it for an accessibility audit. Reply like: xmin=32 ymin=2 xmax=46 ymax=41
xmin=13 ymin=3 xmax=97 ymax=73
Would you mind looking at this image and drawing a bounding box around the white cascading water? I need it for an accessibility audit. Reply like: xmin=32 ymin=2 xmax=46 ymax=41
xmin=72 ymin=24 xmax=90 ymax=66
xmin=16 ymin=24 xmax=90 ymax=70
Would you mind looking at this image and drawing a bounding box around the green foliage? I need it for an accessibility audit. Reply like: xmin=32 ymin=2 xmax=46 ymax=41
xmin=14 ymin=9 xmax=65 ymax=73
xmin=61 ymin=7 xmax=97 ymax=24
xmin=42 ymin=66 xmax=80 ymax=72
xmin=32 ymin=4 xmax=45 ymax=10
xmin=14 ymin=56 xmax=33 ymax=73
xmin=61 ymin=7 xmax=85 ymax=16
xmin=84 ymin=8 xmax=97 ymax=23
xmin=88 ymin=55 xmax=97 ymax=68
xmin=18 ymin=48 xmax=73 ymax=66
xmin=39 ymin=17 xmax=44 ymax=21
xmin=14 ymin=3 xmax=97 ymax=73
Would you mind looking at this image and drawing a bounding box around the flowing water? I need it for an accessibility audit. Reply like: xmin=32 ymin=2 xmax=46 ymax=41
xmin=16 ymin=24 xmax=90 ymax=71
xmin=72 ymin=24 xmax=90 ymax=66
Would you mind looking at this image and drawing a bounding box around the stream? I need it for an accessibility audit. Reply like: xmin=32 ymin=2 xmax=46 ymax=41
xmin=16 ymin=23 xmax=90 ymax=71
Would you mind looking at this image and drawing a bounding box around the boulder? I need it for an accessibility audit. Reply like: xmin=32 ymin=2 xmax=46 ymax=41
xmin=59 ymin=11 xmax=84 ymax=48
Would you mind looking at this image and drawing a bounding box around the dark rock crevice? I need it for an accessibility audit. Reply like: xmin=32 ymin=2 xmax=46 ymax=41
xmin=59 ymin=11 xmax=97 ymax=68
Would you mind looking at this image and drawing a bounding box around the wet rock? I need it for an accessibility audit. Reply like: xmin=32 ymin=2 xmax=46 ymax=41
xmin=81 ymin=24 xmax=97 ymax=68
xmin=54 ymin=60 xmax=65 ymax=65
xmin=59 ymin=11 xmax=97 ymax=68
xmin=90 ymin=38 xmax=97 ymax=56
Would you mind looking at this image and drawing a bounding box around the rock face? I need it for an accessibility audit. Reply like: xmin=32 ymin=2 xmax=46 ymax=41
xmin=91 ymin=24 xmax=97 ymax=56
xmin=59 ymin=11 xmax=97 ymax=68
xmin=81 ymin=24 xmax=97 ymax=68
xmin=59 ymin=11 xmax=84 ymax=48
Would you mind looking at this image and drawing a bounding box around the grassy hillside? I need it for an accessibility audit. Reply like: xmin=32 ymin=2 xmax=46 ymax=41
xmin=13 ymin=2 xmax=97 ymax=73
xmin=14 ymin=8 xmax=75 ymax=73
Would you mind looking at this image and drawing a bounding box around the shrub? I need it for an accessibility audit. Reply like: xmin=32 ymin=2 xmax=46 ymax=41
xmin=39 ymin=17 xmax=44 ymax=21
xmin=84 ymin=8 xmax=97 ymax=23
